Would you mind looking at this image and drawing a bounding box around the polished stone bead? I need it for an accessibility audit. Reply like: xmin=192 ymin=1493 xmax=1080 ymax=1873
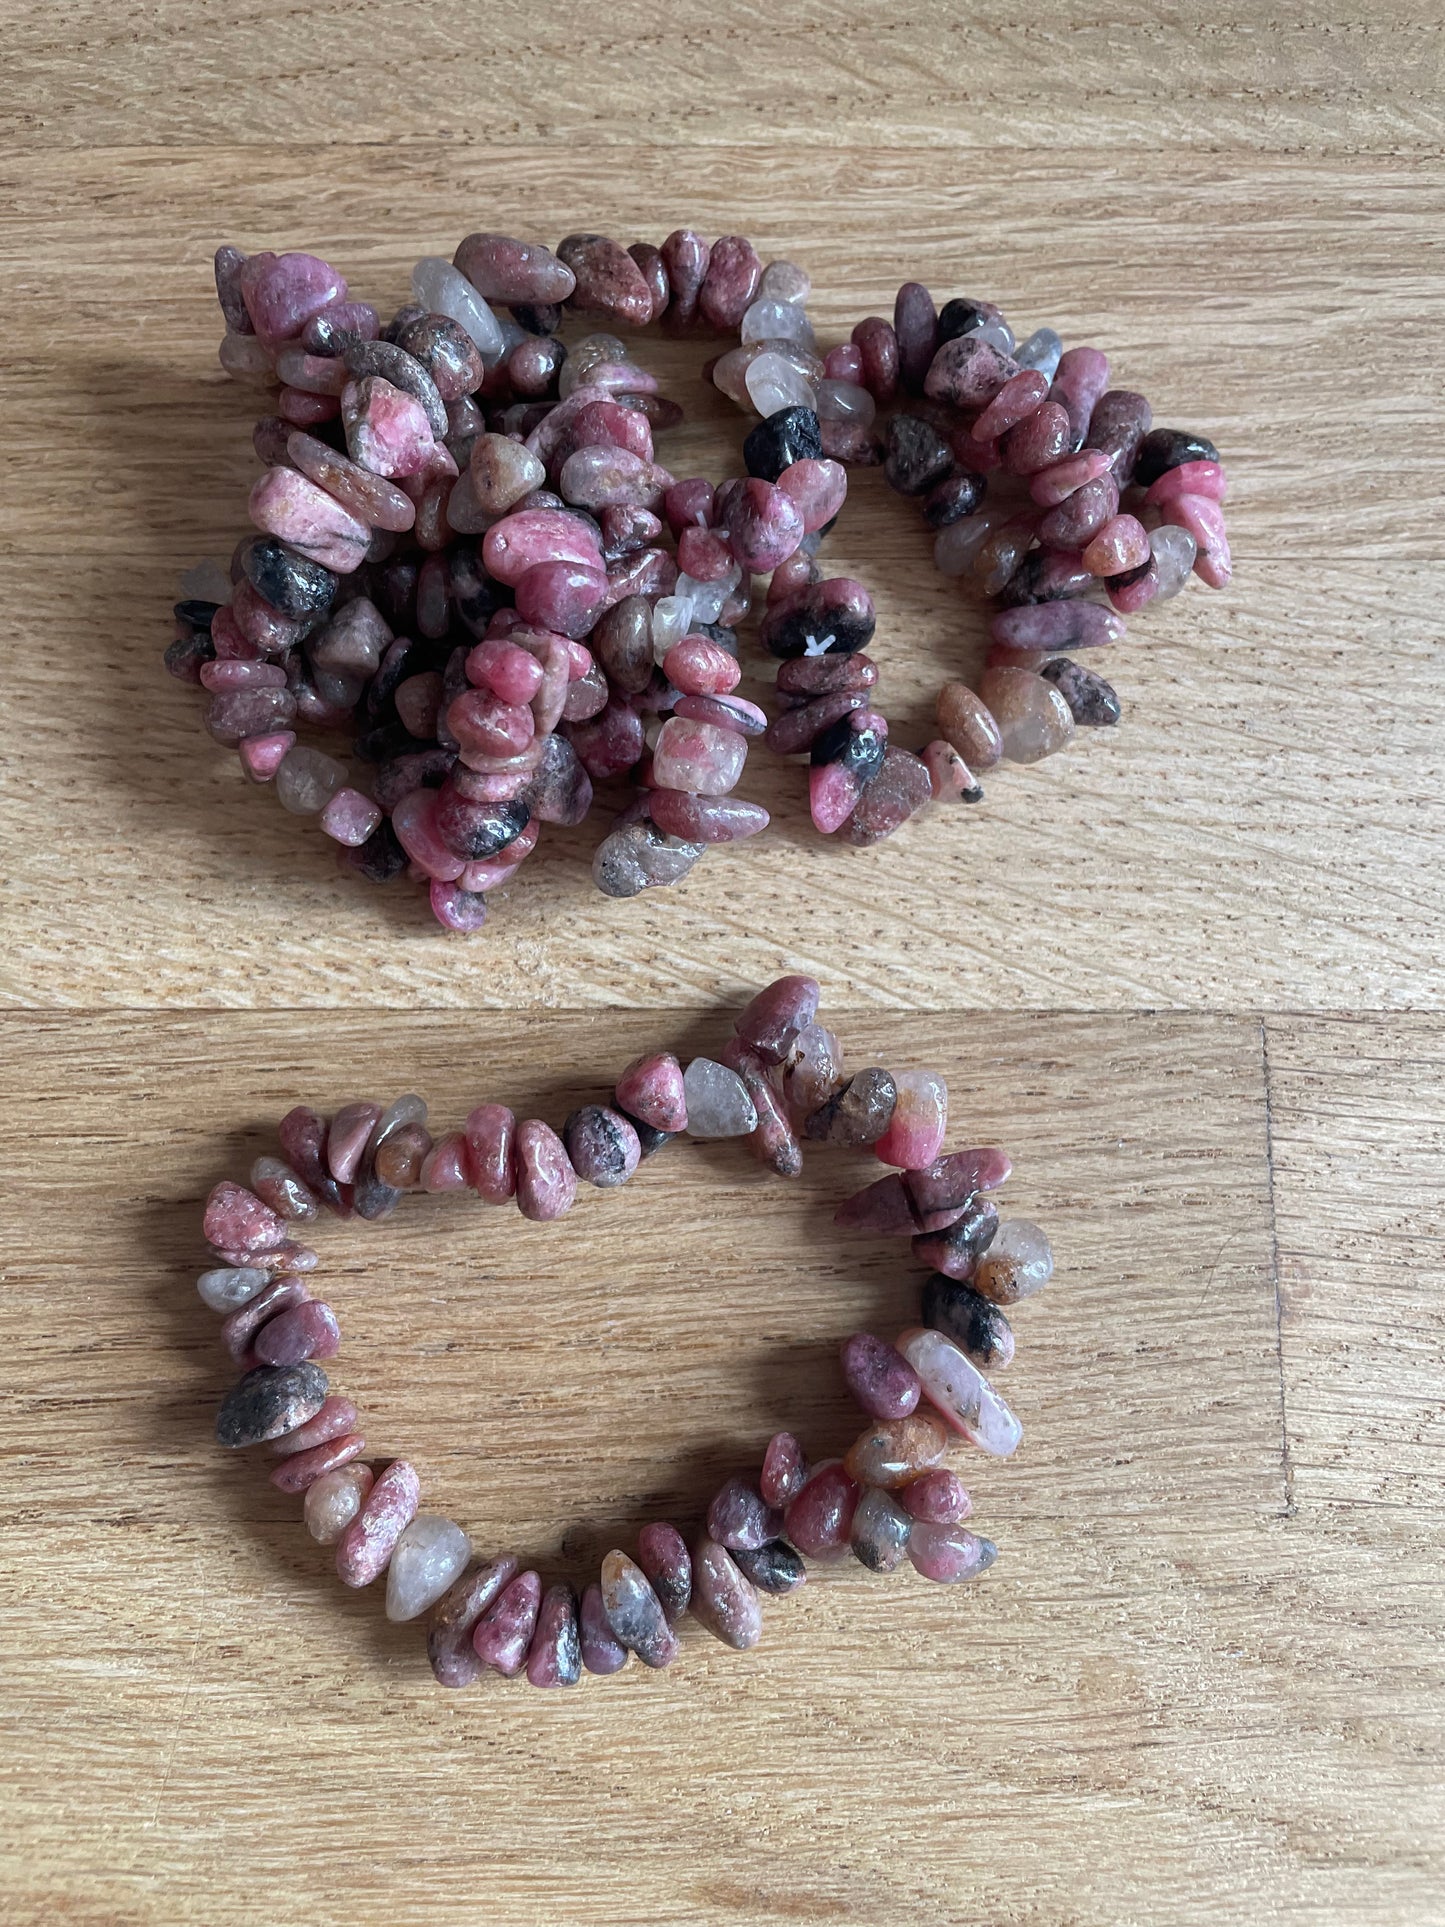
xmin=336 ymin=1459 xmax=422 ymax=1586
xmin=339 ymin=377 xmax=438 ymax=480
xmin=776 ymin=653 xmax=879 ymax=700
xmin=742 ymin=406 xmax=822 ymax=483
xmin=197 ymin=1265 xmax=272 ymax=1313
xmin=254 ymin=1300 xmax=340 ymax=1367
xmin=844 ymin=1412 xmax=949 ymax=1488
xmin=275 ymin=745 xmax=347 ymax=816
xmin=556 ymin=232 xmax=653 ymax=324
xmin=514 ymin=1119 xmax=577 ymax=1221
xmin=320 ymin=788 xmax=384 ymax=847
xmin=808 ymin=720 xmax=887 ymax=834
xmin=1085 ymin=388 xmax=1153 ymax=483
xmin=1147 ymin=522 xmax=1202 ymax=600
xmin=1083 ymin=513 xmax=1151 ymax=577
xmin=241 ymin=251 xmax=347 ymax=345
xmin=204 ymin=1180 xmax=288 ymax=1257
xmin=385 ymin=1515 xmax=472 ymax=1621
xmin=783 ymin=1463 xmax=859 ymax=1560
xmin=472 ymin=1570 xmax=543 ymax=1676
xmin=1000 ymin=401 xmax=1071 ymax=476
xmin=410 ymin=256 xmax=507 ymax=362
xmin=782 ymin=1023 xmax=845 ymax=1124
xmin=897 ymin=1327 xmax=1022 ymax=1456
xmin=373 ymin=1121 xmax=432 ymax=1190
xmin=804 ymin=1067 xmax=897 ymax=1146
xmin=908 ymin=1522 xmax=997 ymax=1584
xmin=580 ymin=1581 xmax=630 ymax=1674
xmin=1144 ymin=458 xmax=1228 ymax=507
xmin=691 ymin=1537 xmax=763 ymax=1649
xmin=732 ymin=1541 xmax=807 ymax=1594
xmin=977 ymin=666 xmax=1075 ymax=764
xmin=216 ymin=1361 xmax=328 ymax=1448
xmin=457 ymin=1104 xmax=513 ymax=1205
xmin=326 ymin=1103 xmax=383 ymax=1184
xmin=592 ymin=820 xmax=704 ymax=897
xmin=1015 ymin=326 xmax=1064 ymax=380
xmin=761 ymin=576 xmax=875 ymax=659
xmin=850 ymin=1487 xmax=913 ymax=1572
xmin=844 ymin=742 xmax=931 ymax=846
xmin=720 ymin=1041 xmax=803 ymax=1179
xmin=991 ymin=603 xmax=1123 ymax=652
xmin=706 ymin=1476 xmax=784 ymax=1552
xmin=454 ymin=232 xmax=576 ymax=305
xmin=893 ymin=282 xmax=938 ymax=394
xmin=841 ymin=1332 xmax=922 ymax=1421
xmin=723 ymin=478 xmax=804 ymax=573
xmin=935 ymin=681 xmax=1003 ymax=771
xmin=775 ymin=456 xmax=847 ymax=534
xmin=563 ymin=1105 xmax=641 ymax=1187
xmin=925 ymin=335 xmax=1018 ymax=408
xmin=851 ymin=315 xmax=900 ymax=403
xmin=923 ymin=468 xmax=988 ymax=528
xmin=1027 ymin=448 xmax=1114 ymax=507
xmin=635 ymin=1522 xmax=692 ymax=1623
xmin=268 ymin=1428 xmax=362 ymax=1497
xmin=699 ymin=235 xmax=763 ymax=329
xmin=649 ymin=791 xmax=769 ymax=844
xmin=470 ymin=433 xmax=546 ymax=515
xmin=760 ymin=1432 xmax=810 ymax=1509
xmin=683 ymin=1057 xmax=758 ymax=1138
xmin=1134 ymin=427 xmax=1221 ymax=487
xmin=612 ymin=1053 xmax=687 ymax=1135
xmin=921 ymin=1273 xmax=1016 ymax=1370
xmin=482 ymin=508 xmax=602 ymax=586
xmin=883 ymin=413 xmax=953 ymax=496
xmin=733 ymin=975 xmax=819 ymax=1064
xmin=1041 ymin=656 xmax=1120 ymax=726
xmin=922 ymin=738 xmax=982 ymax=802
xmin=304 ymin=1463 xmax=375 ymax=1545
xmin=1049 ymin=346 xmax=1110 ymax=447
xmin=872 ymin=1069 xmax=947 ymax=1168
xmin=974 ymin=1219 xmax=1054 ymax=1304
xmin=651 ymin=716 xmax=747 ymax=795
xmin=427 ymin=1555 xmax=520 ymax=1687
xmin=910 ymin=1172 xmax=1003 ymax=1250
xmin=601 ymin=1550 xmax=679 ymax=1666
xmin=1162 ymin=492 xmax=1232 ymax=588
xmin=277 ymin=1105 xmax=348 ymax=1215
xmin=520 ymin=733 xmax=593 ymax=828
xmin=524 ymin=1584 xmax=582 ymax=1687
xmin=899 ymin=1467 xmax=973 ymax=1525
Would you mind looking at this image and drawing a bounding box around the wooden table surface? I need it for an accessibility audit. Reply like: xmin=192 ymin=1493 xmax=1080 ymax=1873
xmin=2 ymin=6 xmax=1442 ymax=1923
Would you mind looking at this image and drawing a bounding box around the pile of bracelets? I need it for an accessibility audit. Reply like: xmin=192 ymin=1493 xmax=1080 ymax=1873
xmin=199 ymin=977 xmax=1054 ymax=1686
xmin=167 ymin=230 xmax=1231 ymax=931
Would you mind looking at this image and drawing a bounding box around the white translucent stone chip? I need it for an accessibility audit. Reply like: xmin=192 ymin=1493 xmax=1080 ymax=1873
xmin=1014 ymin=327 xmax=1064 ymax=382
xmin=412 ymin=256 xmax=506 ymax=364
xmin=741 ymin=297 xmax=816 ymax=351
xmin=745 ymin=351 xmax=817 ymax=418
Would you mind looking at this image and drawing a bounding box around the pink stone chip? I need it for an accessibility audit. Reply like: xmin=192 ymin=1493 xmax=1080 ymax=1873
xmin=268 ymin=1431 xmax=365 ymax=1494
xmin=872 ymin=1069 xmax=948 ymax=1169
xmin=335 ymin=1459 xmax=422 ymax=1587
xmin=253 ymin=1299 xmax=341 ymax=1367
xmin=419 ymin=1130 xmax=469 ymax=1192
xmin=651 ymin=716 xmax=747 ymax=796
xmin=239 ymin=730 xmax=297 ymax=783
xmin=326 ymin=1102 xmax=383 ymax=1184
xmin=841 ymin=1332 xmax=923 ymax=1421
xmin=248 ymin=467 xmax=370 ymax=572
xmin=1163 ymin=492 xmax=1233 ymax=588
xmin=341 ymin=377 xmax=437 ymax=480
xmin=514 ymin=1119 xmax=577 ymax=1222
xmin=724 ymin=478 xmax=805 ymax=574
xmin=269 ymin=1394 xmax=358 ymax=1458
xmin=1144 ymin=459 xmax=1228 ymax=507
xmin=454 ymin=232 xmax=576 ymax=304
xmin=241 ymin=251 xmax=347 ymax=346
xmin=776 ymin=457 xmax=848 ymax=534
xmin=1028 ymin=448 xmax=1114 ymax=507
xmin=472 ymin=1569 xmax=543 ymax=1675
xmin=464 ymin=1103 xmax=516 ymax=1203
xmin=319 ymin=788 xmax=382 ymax=847
xmin=203 ymin=1180 xmax=287 ymax=1256
xmin=662 ymin=637 xmax=741 ymax=698
xmin=734 ymin=975 xmax=820 ymax=1063
xmin=899 ymin=1468 xmax=973 ymax=1525
xmin=908 ymin=1522 xmax=997 ymax=1584
xmin=482 ymin=509 xmax=603 ymax=586
xmin=614 ymin=1052 xmax=687 ymax=1133
xmin=760 ymin=1431 xmax=809 ymax=1509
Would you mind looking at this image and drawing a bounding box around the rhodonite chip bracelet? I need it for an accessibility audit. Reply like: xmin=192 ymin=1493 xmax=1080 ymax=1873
xmin=201 ymin=977 xmax=1052 ymax=1686
xmin=169 ymin=229 xmax=1231 ymax=929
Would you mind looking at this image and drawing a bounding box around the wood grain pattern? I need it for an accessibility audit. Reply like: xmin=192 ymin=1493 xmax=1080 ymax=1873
xmin=2 ymin=146 xmax=1443 ymax=1006
xmin=2 ymin=6 xmax=1442 ymax=1921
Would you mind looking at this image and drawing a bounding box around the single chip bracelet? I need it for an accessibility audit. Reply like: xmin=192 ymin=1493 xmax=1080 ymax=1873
xmin=172 ymin=231 xmax=1229 ymax=924
xmin=200 ymin=977 xmax=1054 ymax=1686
